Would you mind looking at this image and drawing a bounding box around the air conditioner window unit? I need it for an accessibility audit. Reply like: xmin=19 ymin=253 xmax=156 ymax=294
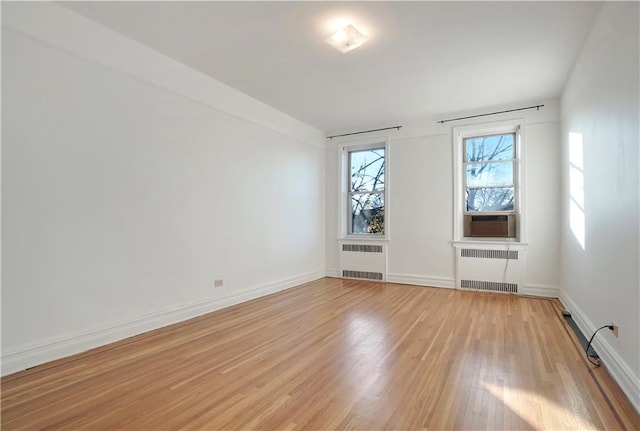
xmin=464 ymin=213 xmax=516 ymax=238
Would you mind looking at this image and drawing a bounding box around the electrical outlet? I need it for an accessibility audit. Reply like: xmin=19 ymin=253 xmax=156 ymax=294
xmin=214 ymin=279 xmax=224 ymax=288
xmin=610 ymin=322 xmax=618 ymax=338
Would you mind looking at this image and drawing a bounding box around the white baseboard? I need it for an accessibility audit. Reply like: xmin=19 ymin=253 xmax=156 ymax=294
xmin=1 ymin=270 xmax=324 ymax=377
xmin=521 ymin=284 xmax=559 ymax=298
xmin=386 ymin=273 xmax=455 ymax=289
xmin=559 ymin=291 xmax=640 ymax=413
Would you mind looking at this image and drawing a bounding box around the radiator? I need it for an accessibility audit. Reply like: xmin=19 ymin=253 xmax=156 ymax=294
xmin=339 ymin=242 xmax=387 ymax=281
xmin=455 ymin=246 xmax=524 ymax=294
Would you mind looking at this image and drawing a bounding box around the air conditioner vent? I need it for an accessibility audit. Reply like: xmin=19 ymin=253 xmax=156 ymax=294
xmin=342 ymin=244 xmax=383 ymax=253
xmin=461 ymin=248 xmax=518 ymax=260
xmin=342 ymin=270 xmax=383 ymax=281
xmin=464 ymin=213 xmax=516 ymax=238
xmin=461 ymin=279 xmax=518 ymax=293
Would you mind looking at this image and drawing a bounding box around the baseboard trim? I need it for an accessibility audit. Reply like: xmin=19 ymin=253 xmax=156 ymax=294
xmin=386 ymin=273 xmax=455 ymax=289
xmin=559 ymin=291 xmax=640 ymax=413
xmin=1 ymin=270 xmax=324 ymax=377
xmin=521 ymin=284 xmax=559 ymax=298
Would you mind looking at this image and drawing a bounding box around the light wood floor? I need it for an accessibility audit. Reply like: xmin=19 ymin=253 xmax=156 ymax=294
xmin=2 ymin=278 xmax=638 ymax=430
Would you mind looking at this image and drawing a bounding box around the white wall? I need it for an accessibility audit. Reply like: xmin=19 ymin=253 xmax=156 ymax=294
xmin=560 ymin=2 xmax=639 ymax=411
xmin=1 ymin=2 xmax=325 ymax=375
xmin=5 ymin=4 xmax=636 ymax=413
xmin=326 ymin=100 xmax=561 ymax=296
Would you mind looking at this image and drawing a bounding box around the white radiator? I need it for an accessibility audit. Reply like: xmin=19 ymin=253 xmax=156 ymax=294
xmin=455 ymin=246 xmax=525 ymax=294
xmin=339 ymin=242 xmax=387 ymax=281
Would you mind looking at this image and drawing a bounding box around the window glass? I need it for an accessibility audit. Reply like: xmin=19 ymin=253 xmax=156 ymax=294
xmin=351 ymin=192 xmax=384 ymax=234
xmin=466 ymin=161 xmax=514 ymax=187
xmin=464 ymin=134 xmax=514 ymax=162
xmin=350 ymin=149 xmax=385 ymax=192
xmin=463 ymin=133 xmax=516 ymax=213
xmin=466 ymin=187 xmax=514 ymax=212
xmin=349 ymin=148 xmax=385 ymax=234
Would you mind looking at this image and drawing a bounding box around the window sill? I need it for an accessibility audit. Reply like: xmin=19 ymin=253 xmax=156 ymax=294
xmin=451 ymin=240 xmax=528 ymax=249
xmin=340 ymin=236 xmax=390 ymax=242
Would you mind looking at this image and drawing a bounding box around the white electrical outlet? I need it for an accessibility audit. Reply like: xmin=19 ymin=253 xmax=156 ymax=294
xmin=214 ymin=279 xmax=224 ymax=288
xmin=610 ymin=322 xmax=619 ymax=338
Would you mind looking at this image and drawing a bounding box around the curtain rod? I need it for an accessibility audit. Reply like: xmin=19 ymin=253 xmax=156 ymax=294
xmin=326 ymin=125 xmax=401 ymax=140
xmin=437 ymin=104 xmax=544 ymax=124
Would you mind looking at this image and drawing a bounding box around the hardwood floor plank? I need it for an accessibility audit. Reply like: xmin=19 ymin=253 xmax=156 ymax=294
xmin=2 ymin=278 xmax=638 ymax=430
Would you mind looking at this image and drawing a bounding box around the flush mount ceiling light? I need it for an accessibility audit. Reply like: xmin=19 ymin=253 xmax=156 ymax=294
xmin=325 ymin=24 xmax=368 ymax=53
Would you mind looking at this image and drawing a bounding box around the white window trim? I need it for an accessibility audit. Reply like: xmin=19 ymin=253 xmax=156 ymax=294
xmin=338 ymin=137 xmax=390 ymax=240
xmin=452 ymin=119 xmax=526 ymax=243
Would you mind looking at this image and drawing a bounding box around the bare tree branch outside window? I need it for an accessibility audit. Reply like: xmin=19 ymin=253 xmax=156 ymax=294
xmin=349 ymin=148 xmax=385 ymax=234
xmin=464 ymin=134 xmax=515 ymax=212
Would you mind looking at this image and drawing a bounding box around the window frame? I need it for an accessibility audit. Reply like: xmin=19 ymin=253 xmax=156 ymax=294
xmin=339 ymin=138 xmax=390 ymax=240
xmin=453 ymin=120 xmax=525 ymax=242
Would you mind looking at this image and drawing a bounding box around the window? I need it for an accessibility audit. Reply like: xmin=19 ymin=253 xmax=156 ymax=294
xmin=348 ymin=147 xmax=385 ymax=235
xmin=464 ymin=133 xmax=516 ymax=212
xmin=453 ymin=120 xmax=524 ymax=241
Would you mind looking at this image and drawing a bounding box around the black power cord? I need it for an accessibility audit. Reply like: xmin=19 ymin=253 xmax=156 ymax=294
xmin=585 ymin=325 xmax=614 ymax=367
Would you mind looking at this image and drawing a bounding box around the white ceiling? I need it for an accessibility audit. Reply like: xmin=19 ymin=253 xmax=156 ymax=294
xmin=63 ymin=1 xmax=601 ymax=133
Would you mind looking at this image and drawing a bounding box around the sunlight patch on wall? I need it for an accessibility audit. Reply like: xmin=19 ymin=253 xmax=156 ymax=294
xmin=569 ymin=132 xmax=586 ymax=250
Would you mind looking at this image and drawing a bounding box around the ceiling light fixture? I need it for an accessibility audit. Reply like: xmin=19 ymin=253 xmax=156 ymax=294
xmin=325 ymin=24 xmax=368 ymax=53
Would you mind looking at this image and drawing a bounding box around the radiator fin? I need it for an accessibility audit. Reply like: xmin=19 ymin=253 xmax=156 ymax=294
xmin=461 ymin=248 xmax=518 ymax=260
xmin=342 ymin=270 xmax=383 ymax=280
xmin=460 ymin=279 xmax=518 ymax=293
xmin=342 ymin=244 xmax=383 ymax=253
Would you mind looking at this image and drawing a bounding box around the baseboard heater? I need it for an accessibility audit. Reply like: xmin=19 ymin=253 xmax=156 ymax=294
xmin=339 ymin=242 xmax=387 ymax=282
xmin=460 ymin=279 xmax=518 ymax=293
xmin=342 ymin=270 xmax=383 ymax=281
xmin=455 ymin=246 xmax=524 ymax=294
